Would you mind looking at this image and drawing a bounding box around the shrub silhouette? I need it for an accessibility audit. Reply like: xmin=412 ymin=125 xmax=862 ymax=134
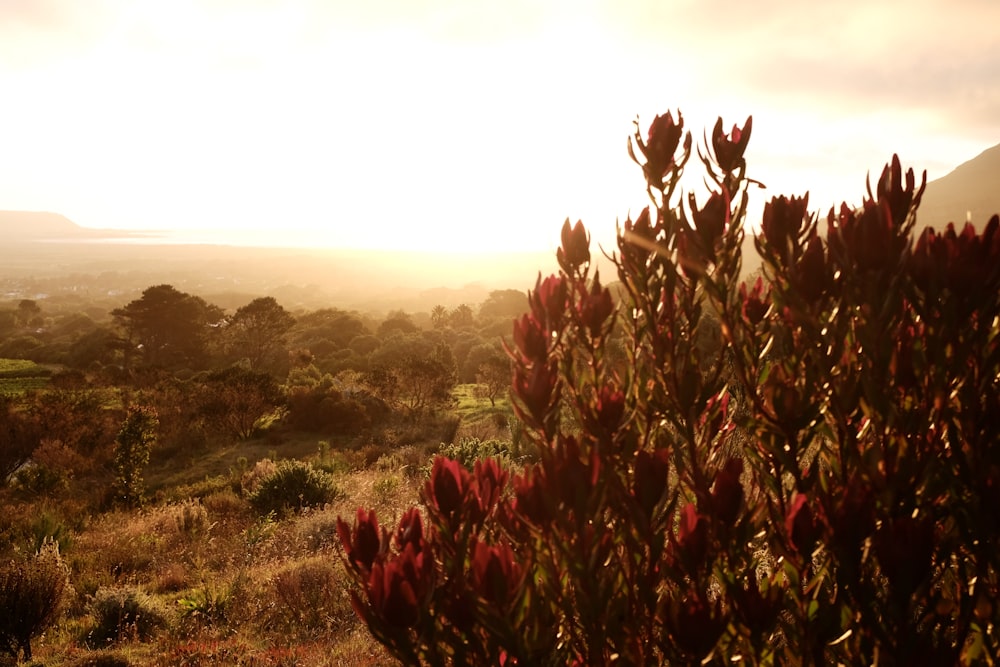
xmin=338 ymin=110 xmax=1000 ymax=665
xmin=249 ymin=460 xmax=340 ymax=517
xmin=0 ymin=541 xmax=71 ymax=662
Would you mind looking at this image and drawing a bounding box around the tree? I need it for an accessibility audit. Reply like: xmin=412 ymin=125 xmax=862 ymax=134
xmin=112 ymin=285 xmax=223 ymax=370
xmin=448 ymin=303 xmax=476 ymax=329
xmin=377 ymin=310 xmax=418 ymax=338
xmin=366 ymin=337 xmax=457 ymax=414
xmin=478 ymin=289 xmax=528 ymax=321
xmin=474 ymin=354 xmax=510 ymax=407
xmin=113 ymin=405 xmax=158 ymax=508
xmin=15 ymin=299 xmax=42 ymax=328
xmin=430 ymin=305 xmax=449 ymax=329
xmin=0 ymin=396 xmax=39 ymax=487
xmin=197 ymin=367 xmax=283 ymax=440
xmin=225 ymin=296 xmax=295 ymax=372
xmin=339 ymin=110 xmax=1000 ymax=664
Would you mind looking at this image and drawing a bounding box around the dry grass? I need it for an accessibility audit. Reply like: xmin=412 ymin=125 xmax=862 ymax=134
xmin=18 ymin=456 xmax=426 ymax=665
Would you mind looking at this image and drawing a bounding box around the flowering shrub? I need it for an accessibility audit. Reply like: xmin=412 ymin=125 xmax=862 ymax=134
xmin=339 ymin=110 xmax=1000 ymax=664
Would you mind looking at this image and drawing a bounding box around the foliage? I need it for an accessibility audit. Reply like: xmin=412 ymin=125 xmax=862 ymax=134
xmin=284 ymin=376 xmax=378 ymax=435
xmin=197 ymin=367 xmax=283 ymax=440
xmin=225 ymin=296 xmax=296 ymax=372
xmin=112 ymin=405 xmax=159 ymax=508
xmin=338 ymin=110 xmax=1000 ymax=664
xmin=0 ymin=394 xmax=40 ymax=485
xmin=0 ymin=540 xmax=71 ymax=661
xmin=249 ymin=460 xmax=341 ymax=517
xmin=434 ymin=437 xmax=517 ymax=472
xmin=88 ymin=586 xmax=172 ymax=645
xmin=112 ymin=284 xmax=223 ymax=371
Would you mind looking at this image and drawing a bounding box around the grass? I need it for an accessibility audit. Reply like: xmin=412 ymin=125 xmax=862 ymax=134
xmin=1 ymin=388 xmax=518 ymax=666
xmin=0 ymin=357 xmax=53 ymax=393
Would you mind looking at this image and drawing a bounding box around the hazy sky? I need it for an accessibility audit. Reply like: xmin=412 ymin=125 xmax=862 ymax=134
xmin=1 ymin=0 xmax=998 ymax=252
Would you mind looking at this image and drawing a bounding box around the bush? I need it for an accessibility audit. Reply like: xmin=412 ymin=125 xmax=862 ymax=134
xmin=338 ymin=111 xmax=1000 ymax=664
xmin=88 ymin=586 xmax=171 ymax=645
xmin=248 ymin=460 xmax=340 ymax=517
xmin=272 ymin=556 xmax=349 ymax=631
xmin=0 ymin=541 xmax=71 ymax=661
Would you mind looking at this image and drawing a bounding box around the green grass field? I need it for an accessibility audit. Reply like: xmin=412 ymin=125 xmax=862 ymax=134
xmin=0 ymin=358 xmax=52 ymax=394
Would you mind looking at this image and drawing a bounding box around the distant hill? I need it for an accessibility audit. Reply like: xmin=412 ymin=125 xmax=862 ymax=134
xmin=0 ymin=210 xmax=127 ymax=240
xmin=918 ymin=142 xmax=1000 ymax=230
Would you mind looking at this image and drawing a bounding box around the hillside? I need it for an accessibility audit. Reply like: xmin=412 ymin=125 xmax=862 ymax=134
xmin=0 ymin=210 xmax=113 ymax=239
xmin=917 ymin=141 xmax=1000 ymax=229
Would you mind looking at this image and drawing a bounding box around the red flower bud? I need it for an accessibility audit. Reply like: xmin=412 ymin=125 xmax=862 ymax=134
xmin=633 ymin=448 xmax=670 ymax=519
xmin=365 ymin=546 xmax=427 ymax=629
xmin=557 ymin=218 xmax=591 ymax=273
xmin=425 ymin=457 xmax=472 ymax=528
xmin=711 ymin=458 xmax=744 ymax=527
xmin=675 ymin=503 xmax=709 ymax=571
xmin=690 ymin=189 xmax=731 ymax=256
xmin=786 ymin=494 xmax=821 ymax=556
xmin=528 ymin=274 xmax=568 ymax=332
xmin=793 ymin=232 xmax=828 ymax=302
xmin=472 ymin=457 xmax=509 ymax=517
xmin=712 ymin=116 xmax=752 ymax=173
xmin=740 ymin=276 xmax=770 ymax=326
xmin=471 ymin=539 xmax=522 ymax=607
xmin=512 ymin=360 xmax=559 ymax=428
xmin=760 ymin=194 xmax=810 ymax=266
xmin=513 ymin=466 xmax=550 ymax=528
xmin=870 ymin=154 xmax=925 ymax=229
xmin=338 ymin=508 xmax=387 ymax=574
xmin=642 ymin=110 xmax=686 ymax=186
xmin=395 ymin=507 xmax=424 ymax=553
xmin=512 ymin=314 xmax=548 ymax=363
xmin=578 ymin=276 xmax=615 ymax=338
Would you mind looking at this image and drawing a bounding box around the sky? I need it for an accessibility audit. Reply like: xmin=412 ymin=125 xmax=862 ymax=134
xmin=1 ymin=0 xmax=998 ymax=253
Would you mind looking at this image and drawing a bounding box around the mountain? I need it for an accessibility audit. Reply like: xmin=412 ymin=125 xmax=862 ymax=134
xmin=0 ymin=210 xmax=121 ymax=240
xmin=917 ymin=142 xmax=1000 ymax=230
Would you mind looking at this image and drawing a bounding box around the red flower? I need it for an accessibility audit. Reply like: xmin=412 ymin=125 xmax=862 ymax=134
xmin=690 ymin=189 xmax=731 ymax=256
xmin=394 ymin=507 xmax=424 ymax=553
xmin=528 ymin=274 xmax=568 ymax=332
xmin=760 ymin=194 xmax=810 ymax=266
xmin=632 ymin=448 xmax=670 ymax=519
xmin=557 ymin=218 xmax=591 ymax=273
xmin=643 ymin=110 xmax=686 ymax=185
xmin=513 ymin=466 xmax=550 ymax=528
xmin=338 ymin=508 xmax=386 ymax=574
xmin=712 ymin=116 xmax=752 ymax=173
xmin=577 ymin=276 xmax=615 ymax=339
xmin=786 ymin=493 xmax=821 ymax=556
xmin=512 ymin=360 xmax=559 ymax=428
xmin=739 ymin=276 xmax=769 ymax=326
xmin=472 ymin=457 xmax=509 ymax=518
xmin=512 ymin=314 xmax=547 ymax=364
xmin=426 ymin=457 xmax=472 ymax=527
xmin=675 ymin=503 xmax=709 ymax=571
xmin=471 ymin=539 xmax=522 ymax=606
xmin=365 ymin=546 xmax=427 ymax=629
xmin=711 ymin=458 xmax=743 ymax=527
xmin=792 ymin=232 xmax=829 ymax=302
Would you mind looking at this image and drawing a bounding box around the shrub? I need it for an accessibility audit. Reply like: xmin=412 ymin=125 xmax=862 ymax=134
xmin=338 ymin=111 xmax=1000 ymax=664
xmin=435 ymin=436 xmax=516 ymax=471
xmin=0 ymin=541 xmax=71 ymax=661
xmin=88 ymin=586 xmax=171 ymax=645
xmin=248 ymin=460 xmax=340 ymax=517
xmin=272 ymin=556 xmax=349 ymax=631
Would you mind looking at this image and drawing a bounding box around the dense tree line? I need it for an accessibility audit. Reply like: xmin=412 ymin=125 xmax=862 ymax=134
xmin=0 ymin=285 xmax=528 ymax=493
